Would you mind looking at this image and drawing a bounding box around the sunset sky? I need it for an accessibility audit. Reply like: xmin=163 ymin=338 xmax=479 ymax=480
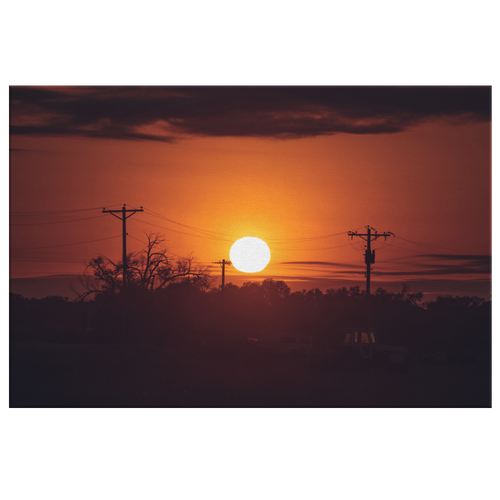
xmin=9 ymin=86 xmax=491 ymax=299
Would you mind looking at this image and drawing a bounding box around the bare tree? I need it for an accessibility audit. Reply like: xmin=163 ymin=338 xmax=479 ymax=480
xmin=76 ymin=233 xmax=213 ymax=299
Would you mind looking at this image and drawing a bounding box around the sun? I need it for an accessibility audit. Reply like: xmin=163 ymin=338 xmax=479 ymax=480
xmin=230 ymin=237 xmax=271 ymax=273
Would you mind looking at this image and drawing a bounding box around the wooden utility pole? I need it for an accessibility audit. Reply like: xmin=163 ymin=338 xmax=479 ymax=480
xmin=213 ymin=259 xmax=231 ymax=292
xmin=102 ymin=205 xmax=143 ymax=288
xmin=348 ymin=226 xmax=393 ymax=298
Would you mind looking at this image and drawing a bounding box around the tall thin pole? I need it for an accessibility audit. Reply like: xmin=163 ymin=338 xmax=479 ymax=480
xmin=122 ymin=205 xmax=127 ymax=287
xmin=213 ymin=259 xmax=232 ymax=293
xmin=103 ymin=204 xmax=143 ymax=288
xmin=222 ymin=258 xmax=226 ymax=291
xmin=366 ymin=226 xmax=371 ymax=297
xmin=348 ymin=226 xmax=393 ymax=299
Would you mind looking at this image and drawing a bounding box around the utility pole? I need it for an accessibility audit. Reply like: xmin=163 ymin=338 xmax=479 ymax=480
xmin=103 ymin=205 xmax=143 ymax=288
xmin=348 ymin=226 xmax=393 ymax=298
xmin=212 ymin=259 xmax=231 ymax=293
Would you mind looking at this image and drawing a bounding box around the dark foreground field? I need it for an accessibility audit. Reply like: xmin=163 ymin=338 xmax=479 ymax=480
xmin=9 ymin=341 xmax=491 ymax=408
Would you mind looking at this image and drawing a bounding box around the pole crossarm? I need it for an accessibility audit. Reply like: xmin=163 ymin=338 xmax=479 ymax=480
xmin=212 ymin=259 xmax=232 ymax=267
xmin=102 ymin=207 xmax=143 ymax=217
xmin=348 ymin=227 xmax=394 ymax=241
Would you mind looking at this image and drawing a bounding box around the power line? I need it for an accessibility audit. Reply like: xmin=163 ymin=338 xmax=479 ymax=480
xmin=11 ymin=235 xmax=122 ymax=251
xmin=127 ymin=234 xmax=148 ymax=244
xmin=127 ymin=234 xmax=184 ymax=259
xmin=396 ymin=235 xmax=489 ymax=255
xmin=10 ymin=257 xmax=86 ymax=263
xmin=10 ymin=203 xmax=488 ymax=256
xmin=286 ymin=242 xmax=352 ymax=252
xmin=387 ymin=243 xmax=435 ymax=253
xmin=131 ymin=213 xmax=358 ymax=250
xmin=10 ymin=215 xmax=107 ymax=226
xmin=142 ymin=207 xmax=361 ymax=244
xmin=268 ymin=227 xmax=366 ymax=244
xmin=379 ymin=250 xmax=426 ymax=261
xmin=144 ymin=208 xmax=238 ymax=239
xmin=10 ymin=205 xmax=122 ymax=216
xmin=132 ymin=217 xmax=234 ymax=242
xmin=388 ymin=239 xmax=491 ymax=257
xmin=348 ymin=232 xmax=368 ymax=252
xmin=267 ymin=231 xmax=347 ymax=244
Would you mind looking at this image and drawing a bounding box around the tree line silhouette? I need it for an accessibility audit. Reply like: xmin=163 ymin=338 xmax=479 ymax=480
xmin=10 ymin=233 xmax=491 ymax=365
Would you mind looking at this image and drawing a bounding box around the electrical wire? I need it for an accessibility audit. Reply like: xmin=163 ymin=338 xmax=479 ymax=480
xmin=348 ymin=233 xmax=367 ymax=252
xmin=10 ymin=257 xmax=86 ymax=263
xmin=10 ymin=215 xmax=108 ymax=226
xmin=13 ymin=204 xmax=489 ymax=273
xmin=143 ymin=208 xmax=238 ymax=240
xmin=136 ymin=214 xmax=360 ymax=250
xmin=267 ymin=230 xmax=348 ymax=244
xmin=372 ymin=234 xmax=396 ymax=251
xmin=131 ymin=217 xmax=235 ymax=242
xmin=10 ymin=205 xmax=123 ymax=216
xmin=396 ymin=235 xmax=489 ymax=255
xmin=10 ymin=205 xmax=488 ymax=257
xmin=386 ymin=243 xmax=430 ymax=253
xmin=127 ymin=234 xmax=147 ymax=244
xmin=286 ymin=242 xmax=352 ymax=252
xmin=379 ymin=251 xmax=427 ymax=262
xmin=142 ymin=207 xmax=361 ymax=244
xmin=11 ymin=235 xmax=122 ymax=251
xmin=390 ymin=238 xmax=490 ymax=257
xmin=127 ymin=233 xmax=184 ymax=259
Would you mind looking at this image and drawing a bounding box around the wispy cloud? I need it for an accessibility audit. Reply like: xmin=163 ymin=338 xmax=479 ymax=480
xmin=378 ymin=256 xmax=490 ymax=277
xmin=279 ymin=253 xmax=491 ymax=279
xmin=375 ymin=267 xmax=491 ymax=276
xmin=10 ymin=86 xmax=491 ymax=142
xmin=280 ymin=261 xmax=350 ymax=267
xmin=420 ymin=254 xmax=491 ymax=268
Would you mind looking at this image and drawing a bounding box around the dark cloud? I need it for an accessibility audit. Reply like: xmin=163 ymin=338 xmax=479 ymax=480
xmin=9 ymin=86 xmax=491 ymax=141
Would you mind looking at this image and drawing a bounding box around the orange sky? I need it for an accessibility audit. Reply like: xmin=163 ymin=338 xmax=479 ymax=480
xmin=9 ymin=87 xmax=491 ymax=299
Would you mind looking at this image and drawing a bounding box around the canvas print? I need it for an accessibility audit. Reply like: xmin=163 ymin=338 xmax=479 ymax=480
xmin=9 ymin=86 xmax=491 ymax=407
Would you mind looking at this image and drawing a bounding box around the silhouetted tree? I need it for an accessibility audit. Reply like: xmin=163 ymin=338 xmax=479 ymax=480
xmin=422 ymin=294 xmax=491 ymax=354
xmin=261 ymin=278 xmax=291 ymax=305
xmin=9 ymin=293 xmax=89 ymax=343
xmin=78 ymin=233 xmax=212 ymax=299
xmin=398 ymin=282 xmax=424 ymax=305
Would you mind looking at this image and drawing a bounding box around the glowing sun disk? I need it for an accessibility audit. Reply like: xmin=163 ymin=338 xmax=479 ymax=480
xmin=230 ymin=237 xmax=271 ymax=273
